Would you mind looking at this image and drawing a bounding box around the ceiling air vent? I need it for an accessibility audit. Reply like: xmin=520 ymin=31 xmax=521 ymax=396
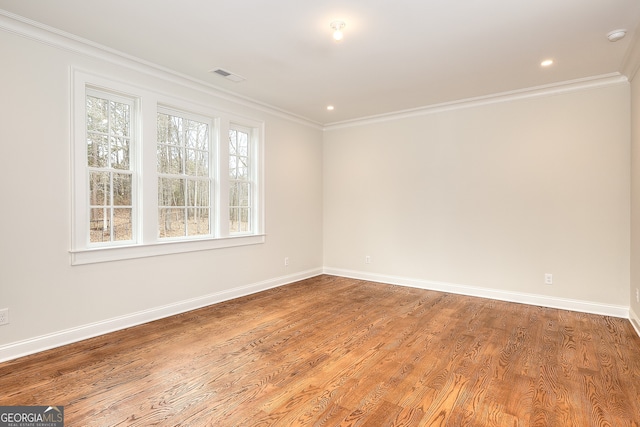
xmin=209 ymin=68 xmax=246 ymax=82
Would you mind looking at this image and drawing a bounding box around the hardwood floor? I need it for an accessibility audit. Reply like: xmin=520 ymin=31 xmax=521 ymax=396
xmin=1 ymin=275 xmax=640 ymax=426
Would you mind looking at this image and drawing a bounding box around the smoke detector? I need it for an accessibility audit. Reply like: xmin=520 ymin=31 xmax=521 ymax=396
xmin=607 ymin=29 xmax=626 ymax=42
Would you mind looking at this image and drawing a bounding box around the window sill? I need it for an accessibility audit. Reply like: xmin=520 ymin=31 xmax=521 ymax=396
xmin=70 ymin=234 xmax=266 ymax=265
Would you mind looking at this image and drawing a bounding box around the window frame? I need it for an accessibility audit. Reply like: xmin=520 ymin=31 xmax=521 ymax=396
xmin=70 ymin=70 xmax=265 ymax=265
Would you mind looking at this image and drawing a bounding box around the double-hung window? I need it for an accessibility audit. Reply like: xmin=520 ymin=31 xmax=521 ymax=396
xmin=157 ymin=109 xmax=212 ymax=239
xmin=229 ymin=126 xmax=254 ymax=234
xmin=85 ymin=90 xmax=136 ymax=244
xmin=71 ymin=70 xmax=264 ymax=265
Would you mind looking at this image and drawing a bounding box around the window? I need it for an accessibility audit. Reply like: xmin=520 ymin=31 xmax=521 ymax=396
xmin=157 ymin=110 xmax=212 ymax=239
xmin=229 ymin=127 xmax=254 ymax=234
xmin=71 ymin=71 xmax=264 ymax=265
xmin=86 ymin=90 xmax=135 ymax=244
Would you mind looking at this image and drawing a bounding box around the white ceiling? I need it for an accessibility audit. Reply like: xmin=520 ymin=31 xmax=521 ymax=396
xmin=1 ymin=0 xmax=639 ymax=125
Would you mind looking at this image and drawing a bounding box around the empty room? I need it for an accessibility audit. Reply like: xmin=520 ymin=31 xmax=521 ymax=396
xmin=1 ymin=1 xmax=640 ymax=426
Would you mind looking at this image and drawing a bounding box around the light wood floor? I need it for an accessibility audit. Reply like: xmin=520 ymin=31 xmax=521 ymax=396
xmin=1 ymin=275 xmax=640 ymax=426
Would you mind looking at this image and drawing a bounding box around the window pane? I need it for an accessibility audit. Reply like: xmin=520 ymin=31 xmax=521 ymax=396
xmin=89 ymin=171 xmax=110 ymax=206
xmin=168 ymin=116 xmax=182 ymax=145
xmin=184 ymin=149 xmax=208 ymax=176
xmin=187 ymin=179 xmax=209 ymax=207
xmin=187 ymin=207 xmax=209 ymax=236
xmin=237 ymin=132 xmax=248 ymax=156
xmin=229 ymin=182 xmax=250 ymax=207
xmin=113 ymin=208 xmax=132 ymax=241
xmin=185 ymin=149 xmax=196 ymax=174
xmin=229 ymin=130 xmax=237 ymax=154
xmin=240 ymin=208 xmax=251 ymax=232
xmin=237 ymin=157 xmax=248 ymax=180
xmin=229 ymin=207 xmax=238 ymax=233
xmin=86 ymin=96 xmax=108 ymax=133
xmin=157 ymin=113 xmax=170 ymax=144
xmin=185 ymin=120 xmax=199 ymax=149
xmin=87 ymin=134 xmax=108 ymax=167
xmin=157 ymin=144 xmax=183 ymax=174
xmin=113 ymin=173 xmax=132 ymax=206
xmin=196 ymin=122 xmax=208 ymax=150
xmin=229 ymin=181 xmax=238 ymax=207
xmin=229 ymin=181 xmax=251 ymax=233
xmin=196 ymin=150 xmax=208 ymax=176
xmin=158 ymin=113 xmax=183 ymax=145
xmin=157 ymin=144 xmax=167 ymax=172
xmin=110 ymin=101 xmax=130 ymax=137
xmin=158 ymin=208 xmax=186 ymax=238
xmin=110 ymin=137 xmax=130 ymax=169
xmin=158 ymin=177 xmax=185 ymax=207
xmin=230 ymin=207 xmax=250 ymax=233
xmin=90 ymin=207 xmax=111 ymax=243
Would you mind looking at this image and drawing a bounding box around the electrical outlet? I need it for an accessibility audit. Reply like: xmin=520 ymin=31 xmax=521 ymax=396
xmin=365 ymin=255 xmax=371 ymax=264
xmin=544 ymin=274 xmax=553 ymax=285
xmin=0 ymin=308 xmax=9 ymax=326
xmin=284 ymin=257 xmax=289 ymax=267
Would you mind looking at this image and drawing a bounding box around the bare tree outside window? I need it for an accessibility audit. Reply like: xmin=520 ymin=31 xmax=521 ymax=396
xmin=157 ymin=111 xmax=210 ymax=238
xmin=86 ymin=93 xmax=133 ymax=243
xmin=229 ymin=128 xmax=252 ymax=233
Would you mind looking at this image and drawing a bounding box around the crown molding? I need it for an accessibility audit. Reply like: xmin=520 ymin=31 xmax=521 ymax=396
xmin=0 ymin=9 xmax=630 ymax=133
xmin=324 ymin=73 xmax=628 ymax=131
xmin=0 ymin=10 xmax=323 ymax=130
xmin=621 ymin=28 xmax=640 ymax=82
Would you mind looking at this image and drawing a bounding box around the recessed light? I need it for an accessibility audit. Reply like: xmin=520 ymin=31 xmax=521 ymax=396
xmin=327 ymin=105 xmax=335 ymax=111
xmin=540 ymin=59 xmax=554 ymax=67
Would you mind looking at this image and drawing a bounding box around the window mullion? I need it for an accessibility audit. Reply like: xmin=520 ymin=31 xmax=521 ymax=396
xmin=218 ymin=119 xmax=230 ymax=237
xmin=254 ymin=123 xmax=264 ymax=235
xmin=140 ymin=96 xmax=159 ymax=244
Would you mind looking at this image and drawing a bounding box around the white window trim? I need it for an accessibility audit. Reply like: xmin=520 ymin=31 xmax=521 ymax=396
xmin=70 ymin=69 xmax=265 ymax=265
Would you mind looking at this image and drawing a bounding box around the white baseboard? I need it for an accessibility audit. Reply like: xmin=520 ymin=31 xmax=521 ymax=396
xmin=630 ymin=308 xmax=640 ymax=337
xmin=0 ymin=268 xmax=322 ymax=363
xmin=3 ymin=267 xmax=636 ymax=363
xmin=324 ymin=267 xmax=630 ymax=319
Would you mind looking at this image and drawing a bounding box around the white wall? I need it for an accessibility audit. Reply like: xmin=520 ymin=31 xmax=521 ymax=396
xmin=0 ymin=25 xmax=324 ymax=358
xmin=324 ymin=83 xmax=631 ymax=311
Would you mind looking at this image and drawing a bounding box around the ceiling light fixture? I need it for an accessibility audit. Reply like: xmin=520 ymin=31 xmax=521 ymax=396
xmin=540 ymin=59 xmax=554 ymax=67
xmin=327 ymin=105 xmax=335 ymax=111
xmin=607 ymin=29 xmax=627 ymax=42
xmin=330 ymin=21 xmax=346 ymax=41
